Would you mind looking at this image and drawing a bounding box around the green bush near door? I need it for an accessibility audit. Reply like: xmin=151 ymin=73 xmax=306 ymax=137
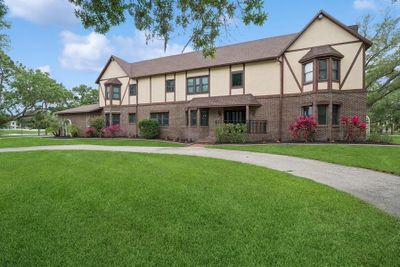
xmin=139 ymin=119 xmax=160 ymax=139
xmin=215 ymin=123 xmax=247 ymax=143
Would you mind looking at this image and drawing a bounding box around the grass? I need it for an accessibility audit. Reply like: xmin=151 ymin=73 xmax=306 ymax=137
xmin=391 ymin=135 xmax=400 ymax=145
xmin=0 ymin=151 xmax=399 ymax=266
xmin=210 ymin=144 xmax=400 ymax=175
xmin=0 ymin=136 xmax=184 ymax=148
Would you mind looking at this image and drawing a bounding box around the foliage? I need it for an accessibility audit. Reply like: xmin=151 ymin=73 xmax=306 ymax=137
xmin=68 ymin=124 xmax=80 ymax=137
xmin=89 ymin=116 xmax=105 ymax=137
xmin=340 ymin=115 xmax=367 ymax=142
xmin=84 ymin=127 xmax=95 ymax=137
xmin=139 ymin=119 xmax=159 ymax=139
xmin=69 ymin=0 xmax=267 ymax=57
xmin=71 ymin=84 xmax=98 ymax=106
xmin=102 ymin=124 xmax=122 ymax=137
xmin=215 ymin=123 xmax=247 ymax=143
xmin=46 ymin=119 xmax=61 ymax=136
xmin=28 ymin=111 xmax=59 ymax=135
xmin=288 ymin=116 xmax=317 ymax=142
xmin=367 ymin=132 xmax=394 ymax=144
xmin=359 ymin=11 xmax=400 ymax=131
xmin=0 ymin=0 xmax=10 ymax=49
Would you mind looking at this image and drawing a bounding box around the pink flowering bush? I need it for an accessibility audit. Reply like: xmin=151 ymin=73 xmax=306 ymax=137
xmin=102 ymin=124 xmax=122 ymax=137
xmin=288 ymin=116 xmax=317 ymax=142
xmin=85 ymin=127 xmax=95 ymax=137
xmin=340 ymin=115 xmax=366 ymax=141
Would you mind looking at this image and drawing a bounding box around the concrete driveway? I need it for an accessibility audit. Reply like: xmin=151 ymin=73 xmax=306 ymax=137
xmin=0 ymin=145 xmax=399 ymax=217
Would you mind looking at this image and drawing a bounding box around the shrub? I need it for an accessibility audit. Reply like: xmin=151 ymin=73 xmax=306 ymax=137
xmin=340 ymin=115 xmax=366 ymax=142
xmin=139 ymin=119 xmax=160 ymax=139
xmin=45 ymin=120 xmax=61 ymax=136
xmin=102 ymin=124 xmax=122 ymax=137
xmin=85 ymin=127 xmax=95 ymax=137
xmin=215 ymin=123 xmax=247 ymax=143
xmin=367 ymin=132 xmax=393 ymax=144
xmin=89 ymin=116 xmax=105 ymax=137
xmin=288 ymin=116 xmax=317 ymax=142
xmin=68 ymin=124 xmax=80 ymax=137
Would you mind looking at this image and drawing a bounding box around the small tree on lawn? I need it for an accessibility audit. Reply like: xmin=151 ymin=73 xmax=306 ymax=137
xmin=288 ymin=116 xmax=317 ymax=142
xmin=89 ymin=116 xmax=105 ymax=137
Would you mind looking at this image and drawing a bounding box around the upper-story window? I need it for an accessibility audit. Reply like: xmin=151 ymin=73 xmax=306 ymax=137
xmin=105 ymin=86 xmax=110 ymax=99
xmin=129 ymin=84 xmax=137 ymax=96
xmin=303 ymin=62 xmax=313 ymax=84
xmin=112 ymin=85 xmax=121 ymax=100
xmin=231 ymin=71 xmax=243 ymax=88
xmin=332 ymin=59 xmax=340 ymax=81
xmin=318 ymin=59 xmax=328 ymax=81
xmin=187 ymin=76 xmax=209 ymax=94
xmin=166 ymin=79 xmax=175 ymax=93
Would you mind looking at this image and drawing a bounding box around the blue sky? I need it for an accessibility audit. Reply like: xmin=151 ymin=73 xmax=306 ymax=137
xmin=3 ymin=0 xmax=399 ymax=90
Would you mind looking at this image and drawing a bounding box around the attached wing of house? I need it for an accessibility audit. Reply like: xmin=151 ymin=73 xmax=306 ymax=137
xmin=57 ymin=10 xmax=371 ymax=142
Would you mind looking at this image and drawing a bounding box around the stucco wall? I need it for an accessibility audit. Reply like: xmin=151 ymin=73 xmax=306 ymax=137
xmin=245 ymin=60 xmax=280 ymax=96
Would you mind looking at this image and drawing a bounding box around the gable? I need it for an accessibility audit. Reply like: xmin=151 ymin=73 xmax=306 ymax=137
xmin=98 ymin=59 xmax=128 ymax=81
xmin=288 ymin=16 xmax=358 ymax=51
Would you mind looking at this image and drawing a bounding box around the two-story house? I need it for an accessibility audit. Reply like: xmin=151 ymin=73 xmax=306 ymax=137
xmin=57 ymin=10 xmax=371 ymax=142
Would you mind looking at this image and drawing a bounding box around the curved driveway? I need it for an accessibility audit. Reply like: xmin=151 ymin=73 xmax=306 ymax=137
xmin=1 ymin=145 xmax=399 ymax=217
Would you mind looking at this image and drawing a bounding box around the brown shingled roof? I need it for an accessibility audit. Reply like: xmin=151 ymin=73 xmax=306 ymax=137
xmin=299 ymin=45 xmax=344 ymax=63
xmin=187 ymin=94 xmax=260 ymax=108
xmin=104 ymin=78 xmax=122 ymax=85
xmin=56 ymin=104 xmax=102 ymax=115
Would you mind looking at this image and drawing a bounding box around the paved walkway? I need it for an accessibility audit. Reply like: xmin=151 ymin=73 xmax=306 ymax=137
xmin=1 ymin=145 xmax=399 ymax=217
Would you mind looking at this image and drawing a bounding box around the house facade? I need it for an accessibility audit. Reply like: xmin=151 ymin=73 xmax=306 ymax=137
xmin=57 ymin=11 xmax=371 ymax=142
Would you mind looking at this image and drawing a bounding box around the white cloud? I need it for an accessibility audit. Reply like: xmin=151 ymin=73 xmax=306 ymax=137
xmin=353 ymin=0 xmax=376 ymax=10
xmin=4 ymin=0 xmax=77 ymax=26
xmin=37 ymin=65 xmax=51 ymax=74
xmin=59 ymin=31 xmax=192 ymax=72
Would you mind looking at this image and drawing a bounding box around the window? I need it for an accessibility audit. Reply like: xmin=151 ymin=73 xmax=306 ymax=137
xmin=318 ymin=59 xmax=327 ymax=81
xmin=128 ymin=113 xmax=136 ymax=124
xmin=231 ymin=72 xmax=243 ymax=88
xmin=105 ymin=86 xmax=110 ymax=99
xmin=166 ymin=79 xmax=175 ymax=93
xmin=224 ymin=110 xmax=246 ymax=124
xmin=317 ymin=105 xmax=327 ymax=125
xmin=129 ymin=84 xmax=137 ymax=96
xmin=190 ymin=110 xmax=197 ymax=126
xmin=332 ymin=104 xmax=340 ymax=125
xmin=303 ymin=62 xmax=313 ymax=84
xmin=185 ymin=111 xmax=189 ymax=126
xmin=332 ymin=59 xmax=340 ymax=81
xmin=150 ymin=112 xmax=169 ymax=126
xmin=112 ymin=114 xmax=120 ymax=125
xmin=187 ymin=76 xmax=209 ymax=94
xmin=112 ymin=85 xmax=120 ymax=100
xmin=200 ymin=109 xmax=209 ymax=126
xmin=302 ymin=105 xmax=313 ymax=118
xmin=105 ymin=114 xmax=110 ymax=127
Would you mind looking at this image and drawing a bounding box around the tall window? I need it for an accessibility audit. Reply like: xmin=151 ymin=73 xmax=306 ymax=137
xmin=302 ymin=105 xmax=313 ymax=118
xmin=150 ymin=112 xmax=169 ymax=126
xmin=200 ymin=109 xmax=209 ymax=126
xmin=317 ymin=105 xmax=327 ymax=125
xmin=190 ymin=110 xmax=197 ymax=126
xmin=105 ymin=114 xmax=110 ymax=126
xmin=166 ymin=79 xmax=175 ymax=92
xmin=332 ymin=59 xmax=340 ymax=81
xmin=111 ymin=114 xmax=120 ymax=125
xmin=231 ymin=72 xmax=243 ymax=88
xmin=105 ymin=86 xmax=110 ymax=99
xmin=112 ymin=85 xmax=121 ymax=100
xmin=318 ymin=59 xmax=327 ymax=81
xmin=187 ymin=76 xmax=209 ymax=94
xmin=303 ymin=62 xmax=313 ymax=84
xmin=224 ymin=110 xmax=246 ymax=124
xmin=128 ymin=113 xmax=136 ymax=124
xmin=332 ymin=104 xmax=340 ymax=125
xmin=129 ymin=84 xmax=137 ymax=96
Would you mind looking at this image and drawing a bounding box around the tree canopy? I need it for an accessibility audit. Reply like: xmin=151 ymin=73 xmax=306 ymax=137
xmin=72 ymin=84 xmax=98 ymax=106
xmin=69 ymin=0 xmax=267 ymax=57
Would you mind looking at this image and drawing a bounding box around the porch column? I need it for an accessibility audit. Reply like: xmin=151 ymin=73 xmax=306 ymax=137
xmin=197 ymin=109 xmax=200 ymax=128
xmin=246 ymin=105 xmax=250 ymax=121
xmin=188 ymin=109 xmax=191 ymax=127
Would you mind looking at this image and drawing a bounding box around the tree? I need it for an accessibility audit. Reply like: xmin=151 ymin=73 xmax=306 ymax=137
xmin=69 ymin=0 xmax=267 ymax=57
xmin=0 ymin=60 xmax=71 ymax=125
xmin=0 ymin=0 xmax=10 ymax=50
xmin=358 ymin=11 xmax=400 ymax=132
xmin=28 ymin=110 xmax=59 ymax=135
xmin=72 ymin=84 xmax=98 ymax=106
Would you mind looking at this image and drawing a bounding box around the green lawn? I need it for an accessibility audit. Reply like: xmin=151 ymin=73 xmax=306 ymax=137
xmin=211 ymin=144 xmax=400 ymax=175
xmin=391 ymin=135 xmax=400 ymax=145
xmin=0 ymin=136 xmax=184 ymax=148
xmin=0 ymin=151 xmax=399 ymax=266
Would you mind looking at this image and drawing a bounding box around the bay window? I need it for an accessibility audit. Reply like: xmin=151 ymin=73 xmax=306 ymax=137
xmin=303 ymin=62 xmax=313 ymax=84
